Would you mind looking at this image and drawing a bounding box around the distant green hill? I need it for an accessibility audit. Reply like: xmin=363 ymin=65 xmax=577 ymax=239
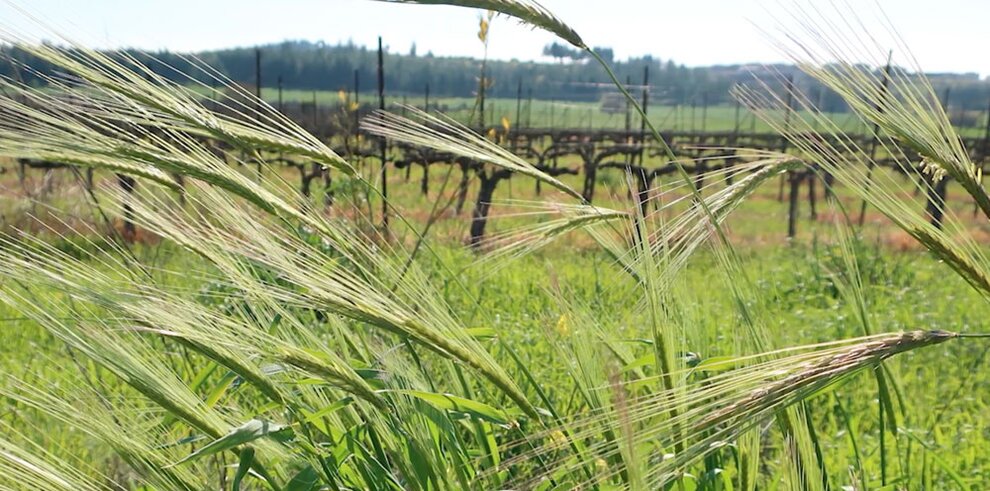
xmin=3 ymin=40 xmax=988 ymax=113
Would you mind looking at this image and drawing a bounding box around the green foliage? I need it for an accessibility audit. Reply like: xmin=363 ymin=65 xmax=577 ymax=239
xmin=2 ymin=2 xmax=990 ymax=490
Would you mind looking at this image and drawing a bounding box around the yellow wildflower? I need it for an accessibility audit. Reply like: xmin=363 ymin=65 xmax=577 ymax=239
xmin=556 ymin=314 xmax=570 ymax=337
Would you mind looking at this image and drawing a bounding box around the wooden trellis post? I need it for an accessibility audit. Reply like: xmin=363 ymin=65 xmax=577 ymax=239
xmin=701 ymin=92 xmax=708 ymax=133
xmin=526 ymin=88 xmax=533 ymax=129
xmin=926 ymin=87 xmax=951 ymax=229
xmin=782 ymin=75 xmax=800 ymax=239
xmin=422 ymin=84 xmax=431 ymax=196
xmin=858 ymin=53 xmax=893 ymax=225
xmin=639 ymin=65 xmax=649 ymax=167
xmin=378 ymin=37 xmax=388 ymax=231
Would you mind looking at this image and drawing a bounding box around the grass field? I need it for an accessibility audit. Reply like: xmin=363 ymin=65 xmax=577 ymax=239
xmin=253 ymin=88 xmax=990 ymax=138
xmin=4 ymin=156 xmax=990 ymax=488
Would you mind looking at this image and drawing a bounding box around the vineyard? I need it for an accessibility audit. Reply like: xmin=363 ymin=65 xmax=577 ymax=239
xmin=3 ymin=1 xmax=990 ymax=491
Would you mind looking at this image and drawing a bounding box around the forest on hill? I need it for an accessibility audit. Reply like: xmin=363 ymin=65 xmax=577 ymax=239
xmin=2 ymin=39 xmax=988 ymax=112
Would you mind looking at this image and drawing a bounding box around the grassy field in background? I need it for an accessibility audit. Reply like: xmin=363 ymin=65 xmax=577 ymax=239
xmin=251 ymin=87 xmax=990 ymax=137
xmin=261 ymin=88 xmax=869 ymax=133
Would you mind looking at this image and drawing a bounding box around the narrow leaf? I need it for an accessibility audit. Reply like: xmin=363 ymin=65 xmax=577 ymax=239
xmin=172 ymin=419 xmax=293 ymax=466
xmin=388 ymin=390 xmax=512 ymax=426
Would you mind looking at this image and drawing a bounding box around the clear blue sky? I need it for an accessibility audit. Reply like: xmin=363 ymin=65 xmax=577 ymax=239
xmin=2 ymin=0 xmax=988 ymax=77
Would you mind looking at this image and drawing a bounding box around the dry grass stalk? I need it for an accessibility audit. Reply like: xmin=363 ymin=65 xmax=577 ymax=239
xmin=698 ymin=330 xmax=956 ymax=430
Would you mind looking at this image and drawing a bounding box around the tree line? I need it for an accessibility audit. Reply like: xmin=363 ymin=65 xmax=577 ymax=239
xmin=2 ymin=40 xmax=989 ymax=114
